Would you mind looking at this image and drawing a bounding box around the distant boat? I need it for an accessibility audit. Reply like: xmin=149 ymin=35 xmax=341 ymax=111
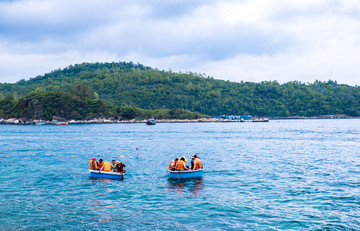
xmin=213 ymin=115 xmax=253 ymax=121
xmin=168 ymin=169 xmax=203 ymax=179
xmin=146 ymin=118 xmax=156 ymax=125
xmin=35 ymin=122 xmax=46 ymax=125
xmin=51 ymin=120 xmax=68 ymax=125
xmin=252 ymin=118 xmax=269 ymax=122
xmin=89 ymin=170 xmax=124 ymax=180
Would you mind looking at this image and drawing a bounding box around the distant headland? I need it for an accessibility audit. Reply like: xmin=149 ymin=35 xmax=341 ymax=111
xmin=1 ymin=62 xmax=359 ymax=121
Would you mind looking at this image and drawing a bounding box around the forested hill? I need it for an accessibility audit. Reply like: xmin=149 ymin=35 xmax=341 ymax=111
xmin=1 ymin=62 xmax=360 ymax=117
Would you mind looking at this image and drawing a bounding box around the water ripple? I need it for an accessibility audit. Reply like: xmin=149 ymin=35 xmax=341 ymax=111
xmin=1 ymin=119 xmax=359 ymax=230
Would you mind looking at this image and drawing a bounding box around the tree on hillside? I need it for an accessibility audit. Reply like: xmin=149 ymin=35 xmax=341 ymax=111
xmin=0 ymin=62 xmax=359 ymax=117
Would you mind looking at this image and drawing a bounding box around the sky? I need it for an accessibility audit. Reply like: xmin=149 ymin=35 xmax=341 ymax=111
xmin=0 ymin=0 xmax=359 ymax=86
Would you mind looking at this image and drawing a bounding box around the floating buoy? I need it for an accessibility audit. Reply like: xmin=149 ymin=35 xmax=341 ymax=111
xmin=71 ymin=156 xmax=76 ymax=157
xmin=33 ymin=154 xmax=38 ymax=156
xmin=58 ymin=155 xmax=62 ymax=157
xmin=5 ymin=156 xmax=9 ymax=158
xmin=46 ymin=154 xmax=51 ymax=156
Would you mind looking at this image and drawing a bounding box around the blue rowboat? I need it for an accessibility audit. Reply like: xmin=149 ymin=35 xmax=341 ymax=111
xmin=168 ymin=169 xmax=203 ymax=179
xmin=89 ymin=170 xmax=124 ymax=180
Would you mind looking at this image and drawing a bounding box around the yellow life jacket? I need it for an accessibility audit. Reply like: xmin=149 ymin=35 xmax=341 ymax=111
xmin=90 ymin=160 xmax=98 ymax=170
xmin=103 ymin=161 xmax=112 ymax=171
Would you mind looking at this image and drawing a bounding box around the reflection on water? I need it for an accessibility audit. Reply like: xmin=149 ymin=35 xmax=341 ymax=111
xmin=100 ymin=216 xmax=112 ymax=223
xmin=191 ymin=178 xmax=204 ymax=197
xmin=167 ymin=178 xmax=204 ymax=197
xmin=88 ymin=178 xmax=119 ymax=213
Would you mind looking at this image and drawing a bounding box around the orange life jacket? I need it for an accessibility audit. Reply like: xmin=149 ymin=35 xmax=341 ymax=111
xmin=103 ymin=161 xmax=111 ymax=171
xmin=168 ymin=160 xmax=176 ymax=170
xmin=90 ymin=160 xmax=98 ymax=170
xmin=195 ymin=158 xmax=203 ymax=170
xmin=176 ymin=160 xmax=185 ymax=170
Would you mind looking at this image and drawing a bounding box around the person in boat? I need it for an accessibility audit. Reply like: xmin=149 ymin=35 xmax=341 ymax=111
xmin=193 ymin=155 xmax=203 ymax=170
xmin=116 ymin=161 xmax=127 ymax=173
xmin=111 ymin=160 xmax=117 ymax=172
xmin=90 ymin=157 xmax=98 ymax=170
xmin=175 ymin=157 xmax=188 ymax=171
xmin=168 ymin=158 xmax=178 ymax=171
xmin=180 ymin=156 xmax=189 ymax=168
xmin=190 ymin=155 xmax=196 ymax=170
xmin=102 ymin=160 xmax=112 ymax=172
xmin=97 ymin=159 xmax=104 ymax=171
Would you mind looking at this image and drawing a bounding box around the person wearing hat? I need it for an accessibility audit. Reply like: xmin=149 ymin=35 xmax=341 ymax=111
xmin=89 ymin=157 xmax=98 ymax=170
xmin=116 ymin=161 xmax=127 ymax=173
xmin=180 ymin=156 xmax=189 ymax=168
xmin=190 ymin=155 xmax=196 ymax=170
xmin=176 ymin=157 xmax=188 ymax=171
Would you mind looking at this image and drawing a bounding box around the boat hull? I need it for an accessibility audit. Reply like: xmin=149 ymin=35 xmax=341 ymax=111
xmin=52 ymin=122 xmax=68 ymax=125
xmin=168 ymin=169 xmax=203 ymax=179
xmin=89 ymin=170 xmax=124 ymax=180
xmin=146 ymin=118 xmax=156 ymax=125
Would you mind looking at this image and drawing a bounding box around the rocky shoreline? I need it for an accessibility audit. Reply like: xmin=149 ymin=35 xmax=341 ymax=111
xmin=0 ymin=115 xmax=358 ymax=125
xmin=0 ymin=117 xmax=239 ymax=125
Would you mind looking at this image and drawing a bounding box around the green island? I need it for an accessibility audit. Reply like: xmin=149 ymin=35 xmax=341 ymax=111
xmin=0 ymin=62 xmax=359 ymax=123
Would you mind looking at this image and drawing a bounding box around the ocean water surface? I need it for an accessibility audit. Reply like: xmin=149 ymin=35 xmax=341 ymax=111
xmin=1 ymin=119 xmax=360 ymax=230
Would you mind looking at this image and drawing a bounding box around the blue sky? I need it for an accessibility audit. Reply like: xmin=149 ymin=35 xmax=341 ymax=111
xmin=0 ymin=0 xmax=359 ymax=86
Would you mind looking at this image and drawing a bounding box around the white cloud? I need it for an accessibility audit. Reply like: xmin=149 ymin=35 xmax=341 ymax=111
xmin=0 ymin=49 xmax=119 ymax=82
xmin=0 ymin=0 xmax=359 ymax=86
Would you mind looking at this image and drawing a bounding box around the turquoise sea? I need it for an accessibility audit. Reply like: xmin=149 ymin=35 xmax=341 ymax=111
xmin=1 ymin=119 xmax=360 ymax=230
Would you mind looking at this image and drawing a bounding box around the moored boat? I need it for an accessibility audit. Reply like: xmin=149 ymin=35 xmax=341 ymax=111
xmin=89 ymin=170 xmax=124 ymax=180
xmin=146 ymin=118 xmax=156 ymax=125
xmin=51 ymin=120 xmax=68 ymax=125
xmin=168 ymin=169 xmax=203 ymax=179
xmin=252 ymin=118 xmax=269 ymax=122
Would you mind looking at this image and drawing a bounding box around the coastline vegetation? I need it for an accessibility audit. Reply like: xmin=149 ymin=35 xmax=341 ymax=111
xmin=0 ymin=62 xmax=359 ymax=120
xmin=0 ymin=87 xmax=205 ymax=120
